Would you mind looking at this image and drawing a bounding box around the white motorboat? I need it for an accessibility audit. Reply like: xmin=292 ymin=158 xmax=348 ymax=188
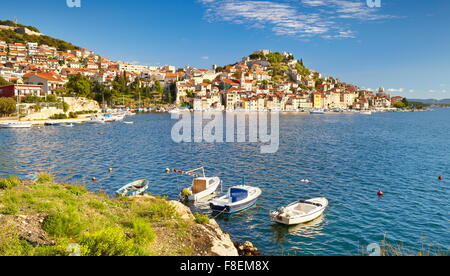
xmin=360 ymin=111 xmax=373 ymax=115
xmin=104 ymin=114 xmax=125 ymax=122
xmin=175 ymin=167 xmax=221 ymax=202
xmin=270 ymin=197 xmax=328 ymax=225
xmin=310 ymin=109 xmax=325 ymax=115
xmin=210 ymin=185 xmax=262 ymax=214
xmin=0 ymin=122 xmax=32 ymax=128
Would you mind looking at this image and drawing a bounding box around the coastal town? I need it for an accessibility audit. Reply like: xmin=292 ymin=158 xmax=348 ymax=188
xmin=0 ymin=24 xmax=409 ymax=119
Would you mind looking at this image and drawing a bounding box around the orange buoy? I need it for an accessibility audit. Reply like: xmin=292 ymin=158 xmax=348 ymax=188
xmin=438 ymin=176 xmax=443 ymax=181
xmin=92 ymin=177 xmax=97 ymax=181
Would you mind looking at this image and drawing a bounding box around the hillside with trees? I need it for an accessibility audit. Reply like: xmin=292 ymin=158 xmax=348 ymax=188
xmin=0 ymin=20 xmax=80 ymax=51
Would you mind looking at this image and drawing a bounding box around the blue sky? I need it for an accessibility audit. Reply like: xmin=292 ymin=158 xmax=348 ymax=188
xmin=1 ymin=0 xmax=449 ymax=99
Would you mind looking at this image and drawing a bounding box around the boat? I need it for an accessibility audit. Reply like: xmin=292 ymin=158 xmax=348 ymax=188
xmin=123 ymin=121 xmax=134 ymax=125
xmin=310 ymin=109 xmax=325 ymax=115
xmin=63 ymin=123 xmax=75 ymax=127
xmin=174 ymin=167 xmax=221 ymax=202
xmin=115 ymin=179 xmax=149 ymax=197
xmin=270 ymin=197 xmax=328 ymax=225
xmin=360 ymin=111 xmax=373 ymax=115
xmin=45 ymin=122 xmax=62 ymax=126
xmin=210 ymin=185 xmax=262 ymax=214
xmin=89 ymin=115 xmax=106 ymax=124
xmin=0 ymin=122 xmax=33 ymax=128
xmin=104 ymin=114 xmax=124 ymax=122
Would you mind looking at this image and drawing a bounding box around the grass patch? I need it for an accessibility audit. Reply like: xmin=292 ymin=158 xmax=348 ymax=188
xmin=0 ymin=175 xmax=199 ymax=256
xmin=194 ymin=213 xmax=210 ymax=225
xmin=65 ymin=185 xmax=88 ymax=196
xmin=0 ymin=177 xmax=19 ymax=189
xmin=136 ymin=199 xmax=177 ymax=222
xmin=36 ymin=173 xmax=53 ymax=184
xmin=0 ymin=204 xmax=19 ymax=215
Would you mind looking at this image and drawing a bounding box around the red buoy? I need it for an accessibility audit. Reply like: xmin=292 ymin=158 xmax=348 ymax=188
xmin=377 ymin=190 xmax=384 ymax=197
xmin=438 ymin=176 xmax=443 ymax=181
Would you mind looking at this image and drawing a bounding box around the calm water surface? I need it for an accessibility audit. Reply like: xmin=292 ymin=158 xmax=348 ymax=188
xmin=0 ymin=110 xmax=449 ymax=255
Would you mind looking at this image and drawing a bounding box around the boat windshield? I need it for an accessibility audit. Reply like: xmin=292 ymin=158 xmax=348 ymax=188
xmin=230 ymin=188 xmax=248 ymax=203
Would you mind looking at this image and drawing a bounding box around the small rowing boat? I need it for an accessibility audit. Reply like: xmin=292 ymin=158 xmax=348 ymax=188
xmin=270 ymin=197 xmax=328 ymax=225
xmin=115 ymin=179 xmax=149 ymax=197
xmin=210 ymin=185 xmax=262 ymax=214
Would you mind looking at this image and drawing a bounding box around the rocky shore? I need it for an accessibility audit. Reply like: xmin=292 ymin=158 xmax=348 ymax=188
xmin=0 ymin=175 xmax=252 ymax=256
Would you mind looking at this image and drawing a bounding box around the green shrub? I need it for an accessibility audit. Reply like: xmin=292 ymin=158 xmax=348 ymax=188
xmin=42 ymin=211 xmax=85 ymax=238
xmin=49 ymin=113 xmax=68 ymax=120
xmin=62 ymin=102 xmax=70 ymax=112
xmin=194 ymin=213 xmax=210 ymax=225
xmin=0 ymin=177 xmax=19 ymax=189
xmin=79 ymin=228 xmax=142 ymax=256
xmin=75 ymin=110 xmax=98 ymax=115
xmin=36 ymin=173 xmax=53 ymax=184
xmin=130 ymin=219 xmax=156 ymax=245
xmin=23 ymin=95 xmax=43 ymax=103
xmin=0 ymin=97 xmax=17 ymax=116
xmin=68 ymin=112 xmax=78 ymax=119
xmin=47 ymin=95 xmax=59 ymax=103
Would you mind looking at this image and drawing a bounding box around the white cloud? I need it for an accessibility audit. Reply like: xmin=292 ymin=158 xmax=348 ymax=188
xmin=198 ymin=0 xmax=396 ymax=39
xmin=387 ymin=88 xmax=404 ymax=93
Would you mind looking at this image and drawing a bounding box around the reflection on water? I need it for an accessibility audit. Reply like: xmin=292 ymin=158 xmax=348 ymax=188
xmin=271 ymin=215 xmax=326 ymax=243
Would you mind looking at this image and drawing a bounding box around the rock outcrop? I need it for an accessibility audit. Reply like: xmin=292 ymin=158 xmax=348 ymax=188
xmin=168 ymin=200 xmax=239 ymax=256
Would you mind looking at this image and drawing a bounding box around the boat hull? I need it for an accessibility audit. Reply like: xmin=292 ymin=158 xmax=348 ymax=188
xmin=270 ymin=207 xmax=326 ymax=225
xmin=188 ymin=181 xmax=221 ymax=202
xmin=210 ymin=186 xmax=262 ymax=214
xmin=0 ymin=123 xmax=32 ymax=128
xmin=210 ymin=196 xmax=259 ymax=214
xmin=270 ymin=198 xmax=328 ymax=226
xmin=115 ymin=180 xmax=149 ymax=197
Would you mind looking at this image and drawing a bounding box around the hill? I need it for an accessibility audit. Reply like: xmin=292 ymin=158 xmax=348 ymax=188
xmin=0 ymin=20 xmax=80 ymax=51
xmin=409 ymin=99 xmax=450 ymax=104
xmin=0 ymin=20 xmax=40 ymax=33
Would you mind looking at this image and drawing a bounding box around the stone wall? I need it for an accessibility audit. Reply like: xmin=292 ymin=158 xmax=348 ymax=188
xmin=22 ymin=97 xmax=100 ymax=120
xmin=63 ymin=97 xmax=100 ymax=113
xmin=23 ymin=107 xmax=64 ymax=120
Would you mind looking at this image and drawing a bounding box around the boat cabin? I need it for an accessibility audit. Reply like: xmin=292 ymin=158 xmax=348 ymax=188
xmin=192 ymin=177 xmax=217 ymax=194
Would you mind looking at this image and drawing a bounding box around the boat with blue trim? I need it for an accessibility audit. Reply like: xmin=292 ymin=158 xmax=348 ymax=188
xmin=210 ymin=185 xmax=262 ymax=214
xmin=115 ymin=179 xmax=149 ymax=197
